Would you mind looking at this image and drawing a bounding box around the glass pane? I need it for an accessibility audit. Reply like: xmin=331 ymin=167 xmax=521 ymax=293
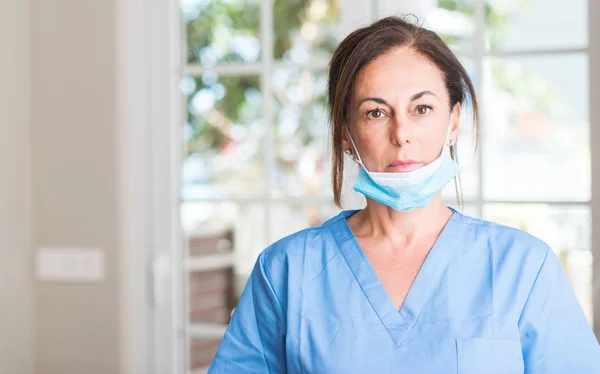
xmin=183 ymin=0 xmax=261 ymax=65
xmin=485 ymin=0 xmax=587 ymax=52
xmin=482 ymin=54 xmax=590 ymax=201
xmin=442 ymin=103 xmax=479 ymax=202
xmin=442 ymin=56 xmax=479 ymax=202
xmin=188 ymin=268 xmax=235 ymax=325
xmin=271 ymin=68 xmax=331 ymax=197
xmin=181 ymin=201 xmax=267 ymax=278
xmin=269 ymin=203 xmax=341 ymax=243
xmin=483 ymin=203 xmax=593 ymax=324
xmin=340 ymin=159 xmax=367 ymax=210
xmin=457 ymin=204 xmax=479 ymax=218
xmin=273 ymin=0 xmax=340 ymax=62
xmin=182 ymin=75 xmax=266 ymax=199
xmin=424 ymin=0 xmax=475 ymax=54
xmin=189 ymin=336 xmax=222 ymax=372
xmin=182 ymin=202 xmax=266 ymax=371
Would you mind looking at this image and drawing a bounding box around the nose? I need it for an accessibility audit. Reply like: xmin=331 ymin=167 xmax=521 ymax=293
xmin=390 ymin=114 xmax=414 ymax=146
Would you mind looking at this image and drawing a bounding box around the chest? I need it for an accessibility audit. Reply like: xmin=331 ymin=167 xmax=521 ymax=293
xmin=292 ymin=232 xmax=521 ymax=374
xmin=359 ymin=241 xmax=432 ymax=311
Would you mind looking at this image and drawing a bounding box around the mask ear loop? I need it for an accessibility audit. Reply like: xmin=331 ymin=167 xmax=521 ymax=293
xmin=449 ymin=138 xmax=457 ymax=161
xmin=447 ymin=113 xmax=459 ymax=162
xmin=345 ymin=125 xmax=366 ymax=169
xmin=444 ymin=114 xmax=454 ymax=147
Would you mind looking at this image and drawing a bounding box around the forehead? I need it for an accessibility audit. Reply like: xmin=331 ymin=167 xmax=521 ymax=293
xmin=353 ymin=47 xmax=447 ymax=101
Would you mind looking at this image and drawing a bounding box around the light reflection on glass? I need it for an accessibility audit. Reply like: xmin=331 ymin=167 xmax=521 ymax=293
xmin=274 ymin=0 xmax=340 ymax=62
xmin=271 ymin=68 xmax=330 ymax=197
xmin=482 ymin=55 xmax=590 ymax=201
xmin=185 ymin=0 xmax=261 ymax=64
xmin=182 ymin=75 xmax=265 ymax=199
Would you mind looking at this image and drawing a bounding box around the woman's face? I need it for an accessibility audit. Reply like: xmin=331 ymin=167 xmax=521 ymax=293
xmin=344 ymin=47 xmax=460 ymax=173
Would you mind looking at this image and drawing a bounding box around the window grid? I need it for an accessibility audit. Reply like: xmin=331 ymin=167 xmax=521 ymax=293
xmin=183 ymin=46 xmax=589 ymax=78
xmin=181 ymin=0 xmax=592 ymax=213
xmin=259 ymin=0 xmax=275 ymax=255
xmin=473 ymin=0 xmax=485 ymax=219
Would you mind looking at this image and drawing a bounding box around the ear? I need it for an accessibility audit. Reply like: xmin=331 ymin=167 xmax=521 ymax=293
xmin=450 ymin=103 xmax=461 ymax=144
xmin=342 ymin=123 xmax=353 ymax=155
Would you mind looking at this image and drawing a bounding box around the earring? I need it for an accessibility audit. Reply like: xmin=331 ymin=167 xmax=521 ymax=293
xmin=345 ymin=149 xmax=352 ymax=155
xmin=449 ymin=139 xmax=455 ymax=147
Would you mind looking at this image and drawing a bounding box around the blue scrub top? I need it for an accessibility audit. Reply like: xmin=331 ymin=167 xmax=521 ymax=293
xmin=209 ymin=209 xmax=600 ymax=373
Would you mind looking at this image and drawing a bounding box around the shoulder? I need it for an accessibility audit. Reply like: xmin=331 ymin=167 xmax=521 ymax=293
xmin=257 ymin=210 xmax=346 ymax=278
xmin=452 ymin=210 xmax=558 ymax=314
xmin=452 ymin=209 xmax=551 ymax=273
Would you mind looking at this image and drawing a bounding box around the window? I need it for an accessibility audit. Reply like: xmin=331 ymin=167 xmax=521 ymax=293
xmin=429 ymin=0 xmax=593 ymax=321
xmin=179 ymin=0 xmax=595 ymax=372
xmin=180 ymin=1 xmax=344 ymax=372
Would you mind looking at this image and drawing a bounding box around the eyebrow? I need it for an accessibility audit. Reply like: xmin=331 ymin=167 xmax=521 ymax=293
xmin=357 ymin=90 xmax=439 ymax=106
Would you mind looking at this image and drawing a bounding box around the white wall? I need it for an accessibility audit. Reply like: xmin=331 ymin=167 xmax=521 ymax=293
xmin=31 ymin=0 xmax=120 ymax=373
xmin=0 ymin=0 xmax=35 ymax=372
xmin=0 ymin=0 xmax=174 ymax=372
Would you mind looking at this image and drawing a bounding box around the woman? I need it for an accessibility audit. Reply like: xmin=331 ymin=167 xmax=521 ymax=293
xmin=209 ymin=16 xmax=600 ymax=373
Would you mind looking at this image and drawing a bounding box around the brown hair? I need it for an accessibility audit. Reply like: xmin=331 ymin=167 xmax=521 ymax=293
xmin=327 ymin=15 xmax=480 ymax=208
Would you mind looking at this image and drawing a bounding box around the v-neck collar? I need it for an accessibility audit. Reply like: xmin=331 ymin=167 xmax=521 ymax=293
xmin=327 ymin=208 xmax=463 ymax=347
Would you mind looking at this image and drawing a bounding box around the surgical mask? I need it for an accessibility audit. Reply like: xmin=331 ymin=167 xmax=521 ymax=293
xmin=346 ymin=116 xmax=461 ymax=212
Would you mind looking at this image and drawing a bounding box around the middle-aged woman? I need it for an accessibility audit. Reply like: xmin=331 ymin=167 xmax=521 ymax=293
xmin=208 ymin=16 xmax=600 ymax=373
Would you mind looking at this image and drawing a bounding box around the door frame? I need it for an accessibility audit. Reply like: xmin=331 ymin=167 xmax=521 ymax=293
xmin=116 ymin=0 xmax=184 ymax=373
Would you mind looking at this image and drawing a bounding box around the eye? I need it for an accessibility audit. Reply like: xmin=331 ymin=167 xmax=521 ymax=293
xmin=416 ymin=105 xmax=432 ymax=115
xmin=367 ymin=109 xmax=385 ymax=119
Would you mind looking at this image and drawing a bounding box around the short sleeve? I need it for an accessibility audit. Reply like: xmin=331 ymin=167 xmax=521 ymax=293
xmin=208 ymin=253 xmax=287 ymax=373
xmin=518 ymin=248 xmax=600 ymax=373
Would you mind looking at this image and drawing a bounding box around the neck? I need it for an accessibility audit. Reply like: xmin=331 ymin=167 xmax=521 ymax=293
xmin=350 ymin=193 xmax=453 ymax=245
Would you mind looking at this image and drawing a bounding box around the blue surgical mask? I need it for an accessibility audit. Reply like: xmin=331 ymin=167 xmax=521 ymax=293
xmin=346 ymin=116 xmax=461 ymax=212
